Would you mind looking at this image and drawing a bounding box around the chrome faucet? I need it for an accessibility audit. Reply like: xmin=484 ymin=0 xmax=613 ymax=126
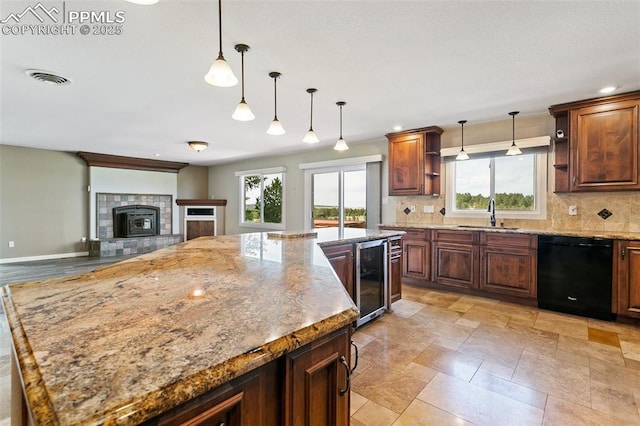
xmin=487 ymin=198 xmax=496 ymax=227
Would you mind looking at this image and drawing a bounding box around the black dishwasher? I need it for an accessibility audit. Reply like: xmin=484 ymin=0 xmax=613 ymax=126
xmin=537 ymin=235 xmax=614 ymax=320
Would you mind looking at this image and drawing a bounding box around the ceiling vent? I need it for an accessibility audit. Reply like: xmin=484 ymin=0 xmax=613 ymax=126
xmin=25 ymin=69 xmax=71 ymax=86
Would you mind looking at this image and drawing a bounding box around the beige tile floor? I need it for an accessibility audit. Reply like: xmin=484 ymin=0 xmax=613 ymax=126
xmin=350 ymin=283 xmax=640 ymax=425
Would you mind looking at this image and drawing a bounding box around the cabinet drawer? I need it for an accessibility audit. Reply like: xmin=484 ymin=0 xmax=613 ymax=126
xmin=433 ymin=229 xmax=478 ymax=244
xmin=403 ymin=229 xmax=427 ymax=240
xmin=480 ymin=232 xmax=536 ymax=249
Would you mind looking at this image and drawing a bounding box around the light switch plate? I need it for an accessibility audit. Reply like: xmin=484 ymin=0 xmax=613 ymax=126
xmin=410 ymin=205 xmax=416 ymax=212
xmin=423 ymin=205 xmax=435 ymax=213
xmin=568 ymin=205 xmax=578 ymax=216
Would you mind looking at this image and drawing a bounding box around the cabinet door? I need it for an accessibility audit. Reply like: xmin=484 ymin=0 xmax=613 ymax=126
xmin=479 ymin=246 xmax=536 ymax=298
xmin=390 ymin=254 xmax=402 ymax=303
xmin=388 ymin=133 xmax=424 ymax=195
xmin=403 ymin=239 xmax=430 ymax=280
xmin=285 ymin=327 xmax=351 ymax=426
xmin=151 ymin=361 xmax=280 ymax=426
xmin=617 ymin=241 xmax=640 ymax=318
xmin=186 ymin=220 xmax=216 ymax=240
xmin=571 ymin=100 xmax=640 ymax=191
xmin=433 ymin=242 xmax=478 ymax=289
xmin=322 ymin=244 xmax=354 ymax=299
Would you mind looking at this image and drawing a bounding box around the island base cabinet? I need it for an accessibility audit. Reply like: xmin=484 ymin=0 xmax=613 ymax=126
xmin=147 ymin=360 xmax=280 ymax=426
xmin=616 ymin=240 xmax=640 ymax=318
xmin=285 ymin=327 xmax=351 ymax=426
xmin=145 ymin=326 xmax=353 ymax=426
xmin=322 ymin=244 xmax=355 ymax=300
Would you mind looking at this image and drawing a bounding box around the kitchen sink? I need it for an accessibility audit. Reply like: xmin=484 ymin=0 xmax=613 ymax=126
xmin=456 ymin=225 xmax=519 ymax=230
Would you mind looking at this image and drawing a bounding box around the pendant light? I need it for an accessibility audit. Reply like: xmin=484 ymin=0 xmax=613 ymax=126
xmin=204 ymin=0 xmax=238 ymax=87
xmin=506 ymin=111 xmax=522 ymax=156
xmin=231 ymin=44 xmax=255 ymax=121
xmin=456 ymin=120 xmax=469 ymax=161
xmin=302 ymin=88 xmax=319 ymax=143
xmin=334 ymin=101 xmax=349 ymax=151
xmin=267 ymin=72 xmax=285 ymax=135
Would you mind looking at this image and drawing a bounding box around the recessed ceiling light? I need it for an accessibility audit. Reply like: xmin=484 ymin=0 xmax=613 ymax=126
xmin=25 ymin=69 xmax=71 ymax=86
xmin=392 ymin=125 xmax=403 ymax=131
xmin=153 ymin=153 xmax=160 ymax=157
xmin=599 ymin=86 xmax=617 ymax=94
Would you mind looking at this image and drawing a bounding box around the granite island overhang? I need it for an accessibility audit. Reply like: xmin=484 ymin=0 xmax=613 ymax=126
xmin=1 ymin=229 xmax=400 ymax=425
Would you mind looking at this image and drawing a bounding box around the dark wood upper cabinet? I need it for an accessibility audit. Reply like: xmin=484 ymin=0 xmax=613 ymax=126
xmin=550 ymin=91 xmax=640 ymax=192
xmin=387 ymin=126 xmax=444 ymax=196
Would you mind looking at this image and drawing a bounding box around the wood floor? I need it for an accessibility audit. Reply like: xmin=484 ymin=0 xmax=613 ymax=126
xmin=2 ymin=256 xmax=640 ymax=424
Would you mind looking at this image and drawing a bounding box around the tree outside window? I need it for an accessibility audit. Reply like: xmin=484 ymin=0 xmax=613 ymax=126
xmin=242 ymin=173 xmax=283 ymax=225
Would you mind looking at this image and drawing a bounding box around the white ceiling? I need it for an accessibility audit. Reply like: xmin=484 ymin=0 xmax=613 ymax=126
xmin=1 ymin=0 xmax=639 ymax=166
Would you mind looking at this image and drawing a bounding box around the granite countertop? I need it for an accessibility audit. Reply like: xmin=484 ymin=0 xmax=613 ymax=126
xmin=380 ymin=223 xmax=640 ymax=241
xmin=1 ymin=228 xmax=399 ymax=425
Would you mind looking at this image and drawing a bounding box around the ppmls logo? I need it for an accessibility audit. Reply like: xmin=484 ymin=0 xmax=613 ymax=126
xmin=1 ymin=2 xmax=126 ymax=36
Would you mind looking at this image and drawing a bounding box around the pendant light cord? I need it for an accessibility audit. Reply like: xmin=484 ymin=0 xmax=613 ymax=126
xmin=240 ymin=50 xmax=245 ymax=100
xmin=309 ymin=92 xmax=314 ymax=130
xmin=461 ymin=121 xmax=464 ymax=150
xmin=217 ymin=0 xmax=223 ymax=56
xmin=339 ymin=104 xmax=343 ymax=139
xmin=273 ymin=77 xmax=278 ymax=118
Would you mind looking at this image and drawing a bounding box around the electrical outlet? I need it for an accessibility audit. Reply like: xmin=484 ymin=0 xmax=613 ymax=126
xmin=8 ymin=241 xmax=15 ymax=248
xmin=81 ymin=237 xmax=87 ymax=243
xmin=410 ymin=205 xmax=416 ymax=213
xmin=568 ymin=205 xmax=578 ymax=216
xmin=423 ymin=205 xmax=435 ymax=213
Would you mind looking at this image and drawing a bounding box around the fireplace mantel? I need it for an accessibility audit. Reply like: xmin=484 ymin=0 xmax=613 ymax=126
xmin=176 ymin=199 xmax=227 ymax=206
xmin=77 ymin=152 xmax=188 ymax=173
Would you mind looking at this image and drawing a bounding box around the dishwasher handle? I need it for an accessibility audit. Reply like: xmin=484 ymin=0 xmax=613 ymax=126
xmin=539 ymin=241 xmax=612 ymax=248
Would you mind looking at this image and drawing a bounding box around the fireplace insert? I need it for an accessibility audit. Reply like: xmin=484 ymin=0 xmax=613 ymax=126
xmin=113 ymin=205 xmax=160 ymax=238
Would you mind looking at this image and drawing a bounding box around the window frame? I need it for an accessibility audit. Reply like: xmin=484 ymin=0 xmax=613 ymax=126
xmin=236 ymin=166 xmax=286 ymax=230
xmin=445 ymin=149 xmax=547 ymax=220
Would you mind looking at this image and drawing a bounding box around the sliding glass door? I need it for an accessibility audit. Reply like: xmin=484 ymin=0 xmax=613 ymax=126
xmin=309 ymin=167 xmax=367 ymax=230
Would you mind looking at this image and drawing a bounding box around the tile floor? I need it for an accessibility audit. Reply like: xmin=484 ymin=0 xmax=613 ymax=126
xmin=2 ymin=260 xmax=640 ymax=425
xmin=350 ymin=283 xmax=640 ymax=425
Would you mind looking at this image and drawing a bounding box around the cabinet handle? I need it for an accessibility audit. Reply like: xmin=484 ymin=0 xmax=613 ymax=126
xmin=339 ymin=355 xmax=351 ymax=396
xmin=622 ymin=248 xmax=626 ymax=259
xmin=573 ymin=176 xmax=577 ymax=186
xmin=350 ymin=340 xmax=359 ymax=373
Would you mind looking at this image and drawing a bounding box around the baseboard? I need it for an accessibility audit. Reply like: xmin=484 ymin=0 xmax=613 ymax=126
xmin=0 ymin=251 xmax=90 ymax=264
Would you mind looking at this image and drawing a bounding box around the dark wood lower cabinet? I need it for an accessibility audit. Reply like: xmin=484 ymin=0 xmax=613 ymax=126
xmin=285 ymin=327 xmax=351 ymax=426
xmin=322 ymin=244 xmax=355 ymax=299
xmin=146 ymin=326 xmax=352 ymax=426
xmin=478 ymin=233 xmax=537 ymax=299
xmin=186 ymin=220 xmax=216 ymax=240
xmin=404 ymin=239 xmax=430 ymax=280
xmin=616 ymin=240 xmax=640 ymax=318
xmin=432 ymin=242 xmax=479 ymax=289
xmin=389 ymin=236 xmax=403 ymax=303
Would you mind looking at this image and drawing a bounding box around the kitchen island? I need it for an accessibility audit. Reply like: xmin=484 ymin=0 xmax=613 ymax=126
xmin=2 ymin=228 xmax=401 ymax=425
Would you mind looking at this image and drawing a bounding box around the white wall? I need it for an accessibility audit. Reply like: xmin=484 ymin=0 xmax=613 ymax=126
xmin=208 ymin=139 xmax=395 ymax=235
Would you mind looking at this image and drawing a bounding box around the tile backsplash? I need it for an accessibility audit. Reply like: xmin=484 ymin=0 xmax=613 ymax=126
xmin=393 ymin=191 xmax=640 ymax=233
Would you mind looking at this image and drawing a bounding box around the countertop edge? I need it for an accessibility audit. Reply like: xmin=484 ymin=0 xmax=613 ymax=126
xmin=1 ymin=286 xmax=59 ymax=425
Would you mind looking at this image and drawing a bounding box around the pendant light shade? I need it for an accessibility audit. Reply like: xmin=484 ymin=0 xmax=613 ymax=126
xmin=456 ymin=120 xmax=469 ymax=161
xmin=267 ymin=72 xmax=285 ymax=135
xmin=204 ymin=0 xmax=238 ymax=87
xmin=506 ymin=111 xmax=522 ymax=156
xmin=302 ymin=88 xmax=319 ymax=143
xmin=232 ymin=44 xmax=255 ymax=121
xmin=334 ymin=101 xmax=349 ymax=151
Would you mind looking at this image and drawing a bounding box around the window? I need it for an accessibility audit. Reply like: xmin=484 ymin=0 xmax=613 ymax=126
xmin=445 ymin=150 xmax=547 ymax=220
xmin=236 ymin=167 xmax=285 ymax=229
